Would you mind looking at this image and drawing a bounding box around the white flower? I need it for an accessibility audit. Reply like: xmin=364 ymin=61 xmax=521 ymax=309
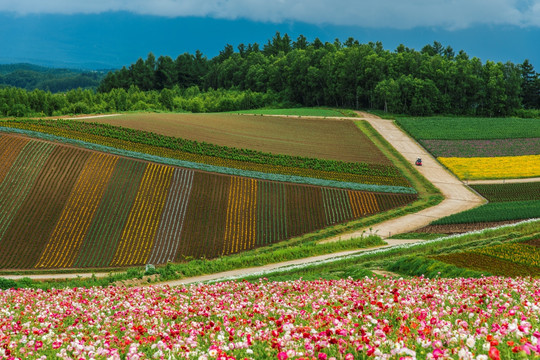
xmin=466 ymin=337 xmax=476 ymax=348
xmin=458 ymin=348 xmax=472 ymax=360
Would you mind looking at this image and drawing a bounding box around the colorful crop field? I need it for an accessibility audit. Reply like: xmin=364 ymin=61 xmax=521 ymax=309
xmin=434 ymin=238 xmax=540 ymax=277
xmin=438 ymin=154 xmax=540 ymax=180
xmin=417 ymin=181 xmax=540 ymax=234
xmin=0 ymin=133 xmax=416 ymax=269
xmin=396 ymin=117 xmax=540 ymax=180
xmin=471 ymin=182 xmax=540 ymax=202
xmin=0 ymin=119 xmax=412 ymax=189
xmin=1 ymin=277 xmax=540 ymax=359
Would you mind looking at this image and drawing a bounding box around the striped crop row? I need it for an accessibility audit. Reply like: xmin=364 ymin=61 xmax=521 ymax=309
xmin=0 ymin=134 xmax=417 ymax=269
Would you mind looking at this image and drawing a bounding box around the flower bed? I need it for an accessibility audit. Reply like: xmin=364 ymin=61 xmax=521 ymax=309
xmin=1 ymin=277 xmax=539 ymax=359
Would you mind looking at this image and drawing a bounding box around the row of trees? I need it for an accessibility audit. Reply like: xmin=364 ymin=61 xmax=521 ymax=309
xmin=98 ymin=33 xmax=540 ymax=116
xmin=0 ymin=85 xmax=282 ymax=117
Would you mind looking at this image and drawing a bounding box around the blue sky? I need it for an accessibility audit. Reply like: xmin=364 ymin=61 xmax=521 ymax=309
xmin=0 ymin=0 xmax=539 ymax=69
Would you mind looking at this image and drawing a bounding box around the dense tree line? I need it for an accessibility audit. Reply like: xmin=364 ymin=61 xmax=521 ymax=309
xmin=98 ymin=33 xmax=540 ymax=116
xmin=0 ymin=85 xmax=280 ymax=117
xmin=1 ymin=34 xmax=538 ymax=117
xmin=0 ymin=64 xmax=105 ymax=93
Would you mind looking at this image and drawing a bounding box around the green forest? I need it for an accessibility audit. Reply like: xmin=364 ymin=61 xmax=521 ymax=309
xmin=0 ymin=64 xmax=105 ymax=93
xmin=1 ymin=33 xmax=539 ymax=117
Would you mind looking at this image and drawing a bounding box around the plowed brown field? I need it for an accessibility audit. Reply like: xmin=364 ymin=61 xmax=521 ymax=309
xmin=79 ymin=113 xmax=390 ymax=164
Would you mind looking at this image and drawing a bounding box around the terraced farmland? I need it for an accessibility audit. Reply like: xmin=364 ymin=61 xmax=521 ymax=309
xmin=0 ymin=133 xmax=416 ymax=269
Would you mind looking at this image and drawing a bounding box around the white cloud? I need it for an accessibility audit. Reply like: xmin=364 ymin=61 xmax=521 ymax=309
xmin=0 ymin=0 xmax=539 ymax=29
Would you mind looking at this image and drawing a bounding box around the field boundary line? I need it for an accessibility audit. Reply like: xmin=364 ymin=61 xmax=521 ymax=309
xmin=466 ymin=177 xmax=540 ymax=184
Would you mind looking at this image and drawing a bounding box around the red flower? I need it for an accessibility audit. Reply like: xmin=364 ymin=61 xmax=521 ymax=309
xmin=488 ymin=346 xmax=500 ymax=360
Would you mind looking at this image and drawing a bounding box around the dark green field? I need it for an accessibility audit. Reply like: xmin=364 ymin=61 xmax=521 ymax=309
xmin=397 ymin=117 xmax=540 ymax=140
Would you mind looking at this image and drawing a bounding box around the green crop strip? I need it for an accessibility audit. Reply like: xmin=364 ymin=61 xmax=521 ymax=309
xmin=0 ymin=125 xmax=417 ymax=194
xmin=431 ymin=200 xmax=540 ymax=224
xmin=1 ymin=119 xmax=405 ymax=179
xmin=470 ymin=182 xmax=540 ymax=202
xmin=396 ymin=117 xmax=540 ymax=140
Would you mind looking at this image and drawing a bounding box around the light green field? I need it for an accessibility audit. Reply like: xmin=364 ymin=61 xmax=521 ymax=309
xmin=232 ymin=108 xmax=350 ymax=117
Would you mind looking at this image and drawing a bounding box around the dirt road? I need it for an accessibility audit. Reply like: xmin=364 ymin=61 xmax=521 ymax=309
xmin=320 ymin=112 xmax=484 ymax=242
xmin=160 ymin=239 xmax=420 ymax=286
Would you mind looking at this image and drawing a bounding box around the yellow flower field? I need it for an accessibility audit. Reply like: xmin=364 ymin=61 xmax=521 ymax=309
xmin=438 ymin=154 xmax=540 ymax=180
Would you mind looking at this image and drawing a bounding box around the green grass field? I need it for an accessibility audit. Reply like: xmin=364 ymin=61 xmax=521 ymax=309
xmin=397 ymin=117 xmax=540 ymax=140
xmin=232 ymin=108 xmax=351 ymax=117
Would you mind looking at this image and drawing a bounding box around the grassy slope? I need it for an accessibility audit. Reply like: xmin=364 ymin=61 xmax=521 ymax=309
xmin=239 ymin=220 xmax=540 ymax=282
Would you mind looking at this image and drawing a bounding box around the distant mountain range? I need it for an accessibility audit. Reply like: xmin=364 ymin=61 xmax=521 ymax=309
xmin=0 ymin=63 xmax=111 ymax=92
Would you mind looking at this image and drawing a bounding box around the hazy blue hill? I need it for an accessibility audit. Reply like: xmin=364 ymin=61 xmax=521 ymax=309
xmin=0 ymin=63 xmax=108 ymax=92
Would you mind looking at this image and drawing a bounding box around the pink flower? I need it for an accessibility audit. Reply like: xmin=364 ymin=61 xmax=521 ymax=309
xmin=277 ymin=352 xmax=288 ymax=360
xmin=432 ymin=348 xmax=444 ymax=358
xmin=318 ymin=353 xmax=328 ymax=360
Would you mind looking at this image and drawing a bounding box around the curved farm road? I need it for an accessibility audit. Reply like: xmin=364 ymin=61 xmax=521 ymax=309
xmin=319 ymin=112 xmax=485 ymax=241
xmin=2 ymin=112 xmax=486 ymax=284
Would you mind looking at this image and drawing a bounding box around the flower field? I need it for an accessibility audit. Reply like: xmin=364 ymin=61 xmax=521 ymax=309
xmin=0 ymin=119 xmax=411 ymax=188
xmin=434 ymin=237 xmax=540 ymax=277
xmin=472 ymin=242 xmax=540 ymax=267
xmin=0 ymin=134 xmax=416 ymax=269
xmin=396 ymin=117 xmax=540 ymax=180
xmin=1 ymin=277 xmax=540 ymax=359
xmin=438 ymin=155 xmax=540 ymax=180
